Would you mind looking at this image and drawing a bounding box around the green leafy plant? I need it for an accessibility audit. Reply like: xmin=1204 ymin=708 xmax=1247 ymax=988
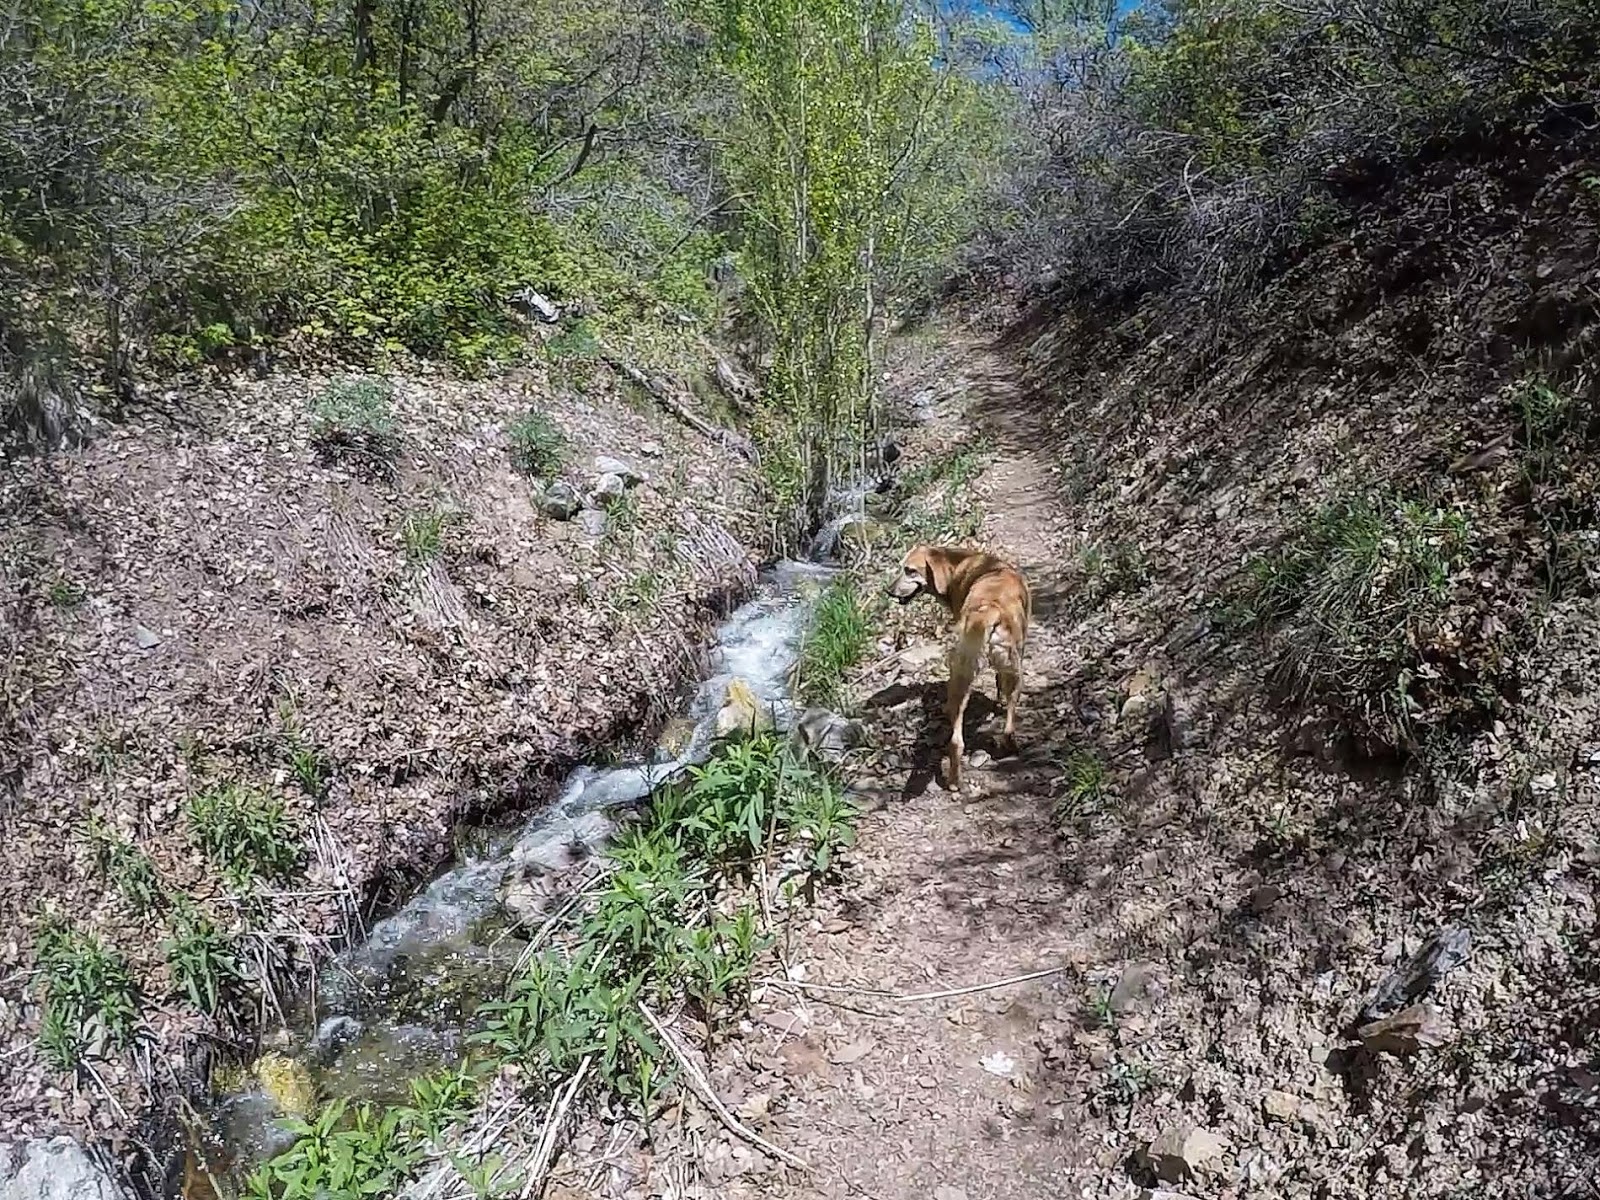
xmin=86 ymin=816 xmax=164 ymax=914
xmin=164 ymin=900 xmax=242 ymax=1015
xmin=781 ymin=769 xmax=858 ymax=879
xmin=1054 ymin=750 xmax=1107 ymax=824
xmin=543 ymin=319 xmax=601 ymax=360
xmin=1233 ymin=493 xmax=1475 ymax=747
xmin=245 ymin=1097 xmax=424 ymax=1200
xmin=33 ymin=919 xmax=140 ymax=1070
xmin=186 ymin=783 xmax=302 ymax=887
xmin=47 ymin=577 xmax=84 ymax=608
xmin=309 ymin=377 xmax=400 ymax=464
xmin=401 ymin=508 xmax=452 ymax=564
xmin=507 ymin=410 xmax=567 ymax=479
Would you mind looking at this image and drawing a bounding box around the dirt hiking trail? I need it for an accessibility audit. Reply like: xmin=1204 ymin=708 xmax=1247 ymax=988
xmin=718 ymin=337 xmax=1120 ymax=1200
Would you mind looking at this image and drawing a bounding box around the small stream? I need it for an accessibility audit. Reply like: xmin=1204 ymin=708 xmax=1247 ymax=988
xmin=190 ymin=556 xmax=842 ymax=1186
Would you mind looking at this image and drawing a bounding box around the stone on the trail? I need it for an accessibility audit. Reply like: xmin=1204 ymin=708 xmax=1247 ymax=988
xmin=536 ymin=481 xmax=582 ymax=520
xmin=791 ymin=707 xmax=866 ymax=759
xmin=714 ymin=677 xmax=771 ymax=739
xmin=576 ymin=508 xmax=607 ymax=538
xmin=132 ymin=623 xmax=162 ymax=650
xmin=1249 ymin=883 xmax=1283 ymax=914
xmin=1361 ymin=926 xmax=1471 ymax=1021
xmin=898 ymin=643 xmax=945 ymax=671
xmin=590 ymin=472 xmax=628 ymax=507
xmin=0 ymin=1137 xmax=123 ymax=1200
xmin=594 ymin=454 xmax=645 ymax=486
xmin=1357 ymin=1002 xmax=1453 ymax=1055
xmin=1142 ymin=1192 xmax=1205 ymax=1200
xmin=1144 ymin=1124 xmax=1225 ymax=1183
xmin=1262 ymin=1089 xmax=1301 ymax=1123
xmin=1110 ymin=962 xmax=1156 ymax=1014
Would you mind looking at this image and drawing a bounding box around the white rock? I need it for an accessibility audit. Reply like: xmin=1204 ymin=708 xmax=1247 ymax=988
xmin=594 ymin=455 xmax=645 ymax=485
xmin=0 ymin=1138 xmax=126 ymax=1200
xmin=1144 ymin=1124 xmax=1226 ymax=1183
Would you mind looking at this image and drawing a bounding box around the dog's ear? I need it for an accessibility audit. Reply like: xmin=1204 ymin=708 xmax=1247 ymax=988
xmin=921 ymin=547 xmax=953 ymax=597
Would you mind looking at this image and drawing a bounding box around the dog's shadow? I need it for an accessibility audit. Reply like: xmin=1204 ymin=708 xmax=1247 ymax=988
xmin=862 ymin=679 xmax=1005 ymax=801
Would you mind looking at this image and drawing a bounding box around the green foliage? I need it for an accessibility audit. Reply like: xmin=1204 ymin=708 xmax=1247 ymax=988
xmin=798 ymin=581 xmax=873 ymax=707
xmin=310 ymin=378 xmax=400 ymax=463
xmin=245 ymin=1097 xmax=425 ymax=1200
xmin=86 ymin=816 xmax=164 ymax=914
xmin=544 ymin=320 xmax=602 ymax=361
xmin=245 ymin=1064 xmax=486 ymax=1198
xmin=1054 ymin=750 xmax=1107 ymax=824
xmin=163 ymin=900 xmax=241 ymax=1015
xmin=781 ymin=772 xmax=858 ymax=879
xmin=475 ymin=733 xmax=847 ymax=1099
xmin=507 ymin=411 xmax=567 ymax=479
xmin=1 ymin=0 xmax=731 ymax=426
xmin=974 ymin=0 xmax=1600 ymax=316
xmin=710 ymin=0 xmax=990 ymax=531
xmin=187 ymin=783 xmax=302 ymax=888
xmin=1234 ymin=493 xmax=1475 ymax=746
xmin=1077 ymin=541 xmax=1151 ymax=607
xmin=47 ymin=577 xmax=84 ymax=608
xmin=33 ymin=919 xmax=140 ymax=1070
xmin=401 ymin=509 xmax=452 ymax=564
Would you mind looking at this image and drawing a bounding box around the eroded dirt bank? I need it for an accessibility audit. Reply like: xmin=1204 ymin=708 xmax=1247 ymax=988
xmin=0 ymin=349 xmax=766 ymax=1177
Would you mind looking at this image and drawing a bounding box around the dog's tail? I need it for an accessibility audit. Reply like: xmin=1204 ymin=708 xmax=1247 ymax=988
xmin=957 ymin=602 xmax=1019 ymax=663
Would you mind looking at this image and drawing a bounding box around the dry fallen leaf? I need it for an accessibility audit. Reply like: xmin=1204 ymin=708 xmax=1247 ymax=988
xmin=830 ymin=1036 xmax=877 ymax=1065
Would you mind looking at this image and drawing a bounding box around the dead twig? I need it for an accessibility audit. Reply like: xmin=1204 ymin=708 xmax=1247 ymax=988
xmin=755 ymin=963 xmax=1071 ymax=1004
xmin=638 ymin=1002 xmax=811 ymax=1172
xmin=521 ymin=1056 xmax=592 ymax=1199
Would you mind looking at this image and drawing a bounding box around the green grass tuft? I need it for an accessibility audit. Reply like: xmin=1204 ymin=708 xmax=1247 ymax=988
xmin=86 ymin=816 xmax=165 ymax=914
xmin=1233 ymin=492 xmax=1474 ymax=747
xmin=310 ymin=376 xmax=400 ymax=464
xmin=164 ymin=900 xmax=243 ymax=1015
xmin=507 ymin=410 xmax=567 ymax=479
xmin=400 ymin=508 xmax=452 ymax=564
xmin=798 ymin=581 xmax=873 ymax=708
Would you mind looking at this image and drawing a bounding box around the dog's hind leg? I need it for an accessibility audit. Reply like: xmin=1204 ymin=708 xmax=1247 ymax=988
xmin=944 ymin=646 xmax=978 ymax=788
xmin=995 ymin=657 xmax=1021 ymax=755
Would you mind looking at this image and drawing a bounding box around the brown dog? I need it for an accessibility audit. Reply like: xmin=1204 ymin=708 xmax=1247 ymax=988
xmin=887 ymin=544 xmax=1031 ymax=787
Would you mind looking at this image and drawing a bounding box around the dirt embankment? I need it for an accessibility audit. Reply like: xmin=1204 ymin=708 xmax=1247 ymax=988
xmin=685 ymin=140 xmax=1600 ymax=1200
xmin=0 ymin=348 xmax=766 ymax=1170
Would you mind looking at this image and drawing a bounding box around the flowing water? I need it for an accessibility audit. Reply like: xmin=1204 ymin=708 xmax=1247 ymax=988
xmin=190 ymin=557 xmax=840 ymax=1186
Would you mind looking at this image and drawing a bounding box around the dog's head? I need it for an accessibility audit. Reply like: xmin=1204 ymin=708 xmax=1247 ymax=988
xmin=887 ymin=544 xmax=949 ymax=605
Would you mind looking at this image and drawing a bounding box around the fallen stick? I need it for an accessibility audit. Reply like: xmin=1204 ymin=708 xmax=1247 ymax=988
xmin=603 ymin=355 xmax=757 ymax=461
xmin=755 ymin=963 xmax=1071 ymax=1004
xmin=521 ymin=1056 xmax=592 ymax=1199
xmin=638 ymin=1002 xmax=811 ymax=1172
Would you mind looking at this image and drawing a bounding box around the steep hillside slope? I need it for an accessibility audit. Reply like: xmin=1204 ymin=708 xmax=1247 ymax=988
xmin=992 ymin=133 xmax=1600 ymax=1194
xmin=0 ymin=346 xmax=763 ymax=1170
